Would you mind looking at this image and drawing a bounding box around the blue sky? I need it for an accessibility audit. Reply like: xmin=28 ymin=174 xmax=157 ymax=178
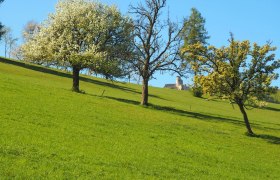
xmin=0 ymin=0 xmax=279 ymax=87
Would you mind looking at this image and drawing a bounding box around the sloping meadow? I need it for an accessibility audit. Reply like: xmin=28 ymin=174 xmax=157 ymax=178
xmin=0 ymin=58 xmax=279 ymax=179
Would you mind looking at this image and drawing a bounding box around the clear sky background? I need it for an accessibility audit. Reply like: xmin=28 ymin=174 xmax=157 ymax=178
xmin=0 ymin=0 xmax=279 ymax=87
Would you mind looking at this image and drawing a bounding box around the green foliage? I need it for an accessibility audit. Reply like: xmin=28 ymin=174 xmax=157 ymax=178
xmin=269 ymin=90 xmax=280 ymax=103
xmin=87 ymin=3 xmax=134 ymax=79
xmin=185 ymin=36 xmax=280 ymax=107
xmin=1 ymin=57 xmax=280 ymax=179
xmin=191 ymin=86 xmax=203 ymax=98
xmin=180 ymin=8 xmax=209 ymax=97
xmin=89 ymin=58 xmax=131 ymax=80
xmin=182 ymin=35 xmax=280 ymax=133
xmin=181 ymin=8 xmax=209 ymax=46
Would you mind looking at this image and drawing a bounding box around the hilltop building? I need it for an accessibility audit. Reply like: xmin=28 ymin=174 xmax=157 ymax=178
xmin=164 ymin=76 xmax=188 ymax=90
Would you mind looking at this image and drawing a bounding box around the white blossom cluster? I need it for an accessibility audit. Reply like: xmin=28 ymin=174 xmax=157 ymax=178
xmin=21 ymin=0 xmax=131 ymax=69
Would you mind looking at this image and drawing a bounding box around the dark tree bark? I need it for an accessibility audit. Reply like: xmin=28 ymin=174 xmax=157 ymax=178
xmin=237 ymin=102 xmax=254 ymax=135
xmin=141 ymin=78 xmax=149 ymax=106
xmin=105 ymin=74 xmax=109 ymax=80
xmin=72 ymin=66 xmax=80 ymax=92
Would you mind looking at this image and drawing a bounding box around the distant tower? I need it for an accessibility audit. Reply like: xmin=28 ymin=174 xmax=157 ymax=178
xmin=176 ymin=76 xmax=184 ymax=90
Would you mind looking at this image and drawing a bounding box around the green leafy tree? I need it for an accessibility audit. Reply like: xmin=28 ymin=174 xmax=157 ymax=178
xmin=88 ymin=14 xmax=134 ymax=80
xmin=89 ymin=57 xmax=132 ymax=80
xmin=22 ymin=0 xmax=133 ymax=92
xmin=182 ymin=35 xmax=280 ymax=135
xmin=181 ymin=8 xmax=209 ymax=97
xmin=181 ymin=8 xmax=209 ymax=46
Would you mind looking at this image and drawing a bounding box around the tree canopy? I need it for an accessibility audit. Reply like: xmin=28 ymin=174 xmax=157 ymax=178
xmin=21 ymin=0 xmax=133 ymax=92
xmin=181 ymin=8 xmax=209 ymax=46
xmin=182 ymin=34 xmax=280 ymax=134
xmin=180 ymin=8 xmax=209 ymax=97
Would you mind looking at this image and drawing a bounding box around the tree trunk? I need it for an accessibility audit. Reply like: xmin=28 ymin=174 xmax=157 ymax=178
xmin=237 ymin=102 xmax=254 ymax=135
xmin=72 ymin=66 xmax=80 ymax=92
xmin=9 ymin=44 xmax=11 ymax=58
xmin=193 ymin=71 xmax=197 ymax=87
xmin=4 ymin=43 xmax=7 ymax=58
xmin=193 ymin=71 xmax=197 ymax=82
xmin=141 ymin=78 xmax=149 ymax=106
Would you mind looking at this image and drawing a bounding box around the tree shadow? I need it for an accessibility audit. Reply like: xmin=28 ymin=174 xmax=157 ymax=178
xmin=3 ymin=58 xmax=279 ymax=145
xmin=1 ymin=58 xmax=167 ymax=100
xmin=103 ymin=96 xmax=280 ymax=143
xmin=256 ymin=121 xmax=280 ymax=127
xmin=150 ymin=104 xmax=280 ymax=131
xmin=251 ymin=134 xmax=280 ymax=145
xmin=103 ymin=96 xmax=244 ymax=126
xmin=0 ymin=58 xmax=138 ymax=93
xmin=261 ymin=106 xmax=280 ymax=112
xmin=104 ymin=96 xmax=140 ymax=105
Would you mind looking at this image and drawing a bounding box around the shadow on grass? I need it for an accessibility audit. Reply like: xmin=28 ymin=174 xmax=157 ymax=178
xmin=261 ymin=106 xmax=280 ymax=112
xmin=0 ymin=57 xmax=165 ymax=99
xmin=0 ymin=58 xmax=138 ymax=93
xmin=251 ymin=134 xmax=280 ymax=145
xmin=104 ymin=96 xmax=280 ymax=144
xmin=3 ymin=58 xmax=279 ymax=144
xmin=0 ymin=58 xmax=167 ymax=100
xmin=104 ymin=96 xmax=140 ymax=105
xmin=104 ymin=96 xmax=243 ymax=126
xmin=151 ymin=103 xmax=280 ymax=131
xmin=257 ymin=121 xmax=280 ymax=127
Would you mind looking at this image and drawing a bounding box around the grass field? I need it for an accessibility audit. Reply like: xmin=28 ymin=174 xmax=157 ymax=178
xmin=0 ymin=57 xmax=280 ymax=179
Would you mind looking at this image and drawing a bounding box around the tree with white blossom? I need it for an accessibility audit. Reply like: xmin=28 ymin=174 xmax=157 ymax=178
xmin=22 ymin=0 xmax=133 ymax=92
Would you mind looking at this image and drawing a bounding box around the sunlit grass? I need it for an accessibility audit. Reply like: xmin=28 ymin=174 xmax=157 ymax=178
xmin=0 ymin=57 xmax=279 ymax=179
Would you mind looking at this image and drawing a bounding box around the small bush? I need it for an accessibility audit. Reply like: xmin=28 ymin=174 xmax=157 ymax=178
xmin=267 ymin=93 xmax=280 ymax=104
xmin=192 ymin=86 xmax=203 ymax=98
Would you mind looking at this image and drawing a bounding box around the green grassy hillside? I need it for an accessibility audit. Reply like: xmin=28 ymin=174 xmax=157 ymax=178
xmin=0 ymin=57 xmax=279 ymax=179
